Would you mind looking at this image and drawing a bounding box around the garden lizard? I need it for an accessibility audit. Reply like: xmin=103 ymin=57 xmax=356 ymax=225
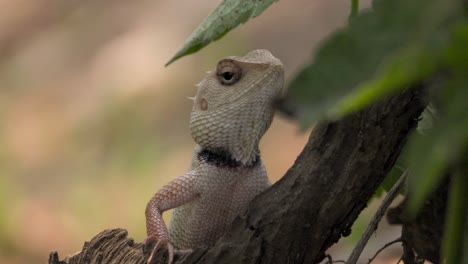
xmin=145 ymin=49 xmax=285 ymax=264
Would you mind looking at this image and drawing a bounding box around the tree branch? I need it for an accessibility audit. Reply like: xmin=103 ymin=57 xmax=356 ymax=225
xmin=346 ymin=171 xmax=407 ymax=264
xmin=367 ymin=238 xmax=402 ymax=264
xmin=50 ymin=86 xmax=427 ymax=264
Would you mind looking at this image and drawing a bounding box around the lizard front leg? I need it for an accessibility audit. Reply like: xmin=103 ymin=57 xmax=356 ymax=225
xmin=145 ymin=171 xmax=198 ymax=264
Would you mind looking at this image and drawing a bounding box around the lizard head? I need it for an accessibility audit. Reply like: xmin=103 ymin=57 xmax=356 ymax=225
xmin=190 ymin=49 xmax=285 ymax=165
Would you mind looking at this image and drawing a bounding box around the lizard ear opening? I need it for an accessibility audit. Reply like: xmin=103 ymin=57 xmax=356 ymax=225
xmin=216 ymin=59 xmax=242 ymax=86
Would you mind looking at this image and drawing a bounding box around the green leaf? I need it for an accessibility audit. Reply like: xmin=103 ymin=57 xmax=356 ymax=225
xmin=443 ymin=21 xmax=468 ymax=72
xmin=372 ymin=152 xmax=406 ymax=200
xmin=407 ymin=75 xmax=468 ymax=213
xmin=417 ymin=104 xmax=437 ymax=134
xmin=442 ymin=168 xmax=468 ymax=264
xmin=405 ymin=23 xmax=468 ymax=213
xmin=288 ymin=0 xmax=464 ymax=126
xmin=382 ymin=159 xmax=405 ymax=193
xmin=166 ymin=0 xmax=280 ymax=66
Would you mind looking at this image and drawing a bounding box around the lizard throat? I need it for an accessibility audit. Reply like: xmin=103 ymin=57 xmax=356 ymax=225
xmin=197 ymin=148 xmax=260 ymax=168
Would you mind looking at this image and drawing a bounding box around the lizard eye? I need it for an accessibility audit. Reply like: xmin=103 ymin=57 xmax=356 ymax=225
xmin=216 ymin=59 xmax=242 ymax=86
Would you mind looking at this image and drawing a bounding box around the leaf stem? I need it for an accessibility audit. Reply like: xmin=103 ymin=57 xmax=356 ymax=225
xmin=349 ymin=0 xmax=359 ymax=20
xmin=441 ymin=167 xmax=467 ymax=263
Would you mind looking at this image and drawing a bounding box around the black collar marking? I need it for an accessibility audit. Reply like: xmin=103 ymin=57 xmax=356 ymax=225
xmin=197 ymin=148 xmax=260 ymax=168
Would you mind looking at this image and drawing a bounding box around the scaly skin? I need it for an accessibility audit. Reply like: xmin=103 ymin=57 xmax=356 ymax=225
xmin=145 ymin=50 xmax=285 ymax=263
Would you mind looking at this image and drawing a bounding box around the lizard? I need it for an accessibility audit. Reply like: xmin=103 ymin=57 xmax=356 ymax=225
xmin=144 ymin=49 xmax=285 ymax=264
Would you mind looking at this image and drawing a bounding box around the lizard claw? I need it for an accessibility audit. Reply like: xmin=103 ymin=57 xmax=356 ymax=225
xmin=144 ymin=236 xmax=174 ymax=264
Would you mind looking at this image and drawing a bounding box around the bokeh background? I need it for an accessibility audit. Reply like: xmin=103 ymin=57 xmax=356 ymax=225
xmin=0 ymin=0 xmax=407 ymax=263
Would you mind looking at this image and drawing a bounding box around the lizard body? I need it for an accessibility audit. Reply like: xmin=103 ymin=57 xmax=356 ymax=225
xmin=145 ymin=49 xmax=285 ymax=263
xmin=169 ymin=146 xmax=270 ymax=249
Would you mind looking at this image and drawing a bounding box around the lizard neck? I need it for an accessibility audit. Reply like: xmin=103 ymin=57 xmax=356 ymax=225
xmin=197 ymin=147 xmax=260 ymax=168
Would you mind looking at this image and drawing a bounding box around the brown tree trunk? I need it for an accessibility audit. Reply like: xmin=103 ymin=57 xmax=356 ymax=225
xmin=387 ymin=173 xmax=454 ymax=264
xmin=50 ymin=86 xmax=428 ymax=264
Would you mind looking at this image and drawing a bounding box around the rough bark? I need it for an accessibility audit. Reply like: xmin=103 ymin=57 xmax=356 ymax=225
xmin=50 ymin=86 xmax=427 ymax=264
xmin=387 ymin=176 xmax=450 ymax=264
xmin=49 ymin=229 xmax=146 ymax=264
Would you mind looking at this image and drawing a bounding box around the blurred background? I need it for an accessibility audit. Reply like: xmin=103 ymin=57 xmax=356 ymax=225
xmin=0 ymin=0 xmax=406 ymax=263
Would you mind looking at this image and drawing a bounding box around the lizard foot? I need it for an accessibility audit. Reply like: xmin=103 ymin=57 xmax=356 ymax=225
xmin=144 ymin=236 xmax=174 ymax=264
